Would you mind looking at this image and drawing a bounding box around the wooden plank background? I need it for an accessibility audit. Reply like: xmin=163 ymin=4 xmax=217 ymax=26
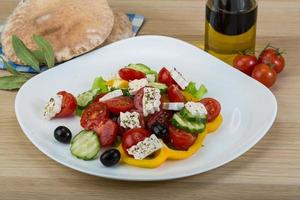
xmin=0 ymin=0 xmax=299 ymax=199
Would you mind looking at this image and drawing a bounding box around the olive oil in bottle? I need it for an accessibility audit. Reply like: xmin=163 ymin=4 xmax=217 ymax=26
xmin=205 ymin=0 xmax=257 ymax=64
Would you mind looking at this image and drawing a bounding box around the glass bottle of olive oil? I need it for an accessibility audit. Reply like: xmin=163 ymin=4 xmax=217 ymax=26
xmin=205 ymin=0 xmax=257 ymax=64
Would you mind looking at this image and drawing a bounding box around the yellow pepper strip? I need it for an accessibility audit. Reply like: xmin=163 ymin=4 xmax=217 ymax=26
xmin=166 ymin=129 xmax=208 ymax=160
xmin=118 ymin=145 xmax=169 ymax=168
xmin=107 ymin=79 xmax=129 ymax=89
xmin=207 ymin=114 xmax=223 ymax=133
xmin=182 ymin=91 xmax=199 ymax=102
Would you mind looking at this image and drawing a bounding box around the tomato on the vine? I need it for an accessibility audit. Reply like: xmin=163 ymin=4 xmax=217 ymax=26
xmin=251 ymin=63 xmax=277 ymax=88
xmin=258 ymin=47 xmax=285 ymax=74
xmin=233 ymin=54 xmax=258 ymax=75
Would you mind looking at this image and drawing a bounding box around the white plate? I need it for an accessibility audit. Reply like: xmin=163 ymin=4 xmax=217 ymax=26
xmin=15 ymin=36 xmax=277 ymax=181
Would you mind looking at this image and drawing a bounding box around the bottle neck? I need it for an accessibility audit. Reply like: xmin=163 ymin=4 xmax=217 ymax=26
xmin=209 ymin=0 xmax=257 ymax=13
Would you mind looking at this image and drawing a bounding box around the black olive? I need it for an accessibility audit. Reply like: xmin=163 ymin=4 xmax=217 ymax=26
xmin=110 ymin=113 xmax=119 ymax=122
xmin=150 ymin=122 xmax=168 ymax=139
xmin=100 ymin=149 xmax=121 ymax=167
xmin=54 ymin=126 xmax=72 ymax=143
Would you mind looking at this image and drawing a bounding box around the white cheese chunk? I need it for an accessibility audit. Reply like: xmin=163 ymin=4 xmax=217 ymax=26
xmin=169 ymin=68 xmax=189 ymax=89
xmin=146 ymin=74 xmax=156 ymax=82
xmin=185 ymin=101 xmax=207 ymax=116
xmin=127 ymin=134 xmax=163 ymax=160
xmin=162 ymin=102 xmax=185 ymax=111
xmin=43 ymin=95 xmax=63 ymax=120
xmin=128 ymin=78 xmax=148 ymax=95
xmin=120 ymin=111 xmax=141 ymax=129
xmin=142 ymin=87 xmax=161 ymax=117
xmin=99 ymin=89 xmax=123 ymax=102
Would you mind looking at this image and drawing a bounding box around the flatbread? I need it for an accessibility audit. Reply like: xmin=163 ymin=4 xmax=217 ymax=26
xmin=104 ymin=11 xmax=133 ymax=44
xmin=1 ymin=0 xmax=114 ymax=64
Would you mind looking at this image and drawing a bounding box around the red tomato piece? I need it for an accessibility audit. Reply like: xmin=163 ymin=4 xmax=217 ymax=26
xmin=169 ymin=126 xmax=196 ymax=150
xmin=168 ymin=84 xmax=185 ymax=102
xmin=200 ymin=98 xmax=221 ymax=122
xmin=93 ymin=119 xmax=118 ymax=146
xmin=93 ymin=93 xmax=107 ymax=103
xmin=147 ymin=110 xmax=173 ymax=129
xmin=122 ymin=128 xmax=150 ymax=152
xmin=133 ymin=87 xmax=144 ymax=113
xmin=80 ymin=102 xmax=109 ymax=130
xmin=104 ymin=96 xmax=134 ymax=114
xmin=55 ymin=91 xmax=77 ymax=118
xmin=158 ymin=67 xmax=176 ymax=86
xmin=118 ymin=68 xmax=146 ymax=81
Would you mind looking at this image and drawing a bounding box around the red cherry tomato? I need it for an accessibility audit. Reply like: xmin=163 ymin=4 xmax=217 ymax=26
xmin=93 ymin=119 xmax=118 ymax=146
xmin=200 ymin=98 xmax=221 ymax=122
xmin=158 ymin=67 xmax=176 ymax=86
xmin=258 ymin=47 xmax=285 ymax=74
xmin=169 ymin=126 xmax=196 ymax=150
xmin=104 ymin=96 xmax=134 ymax=114
xmin=80 ymin=102 xmax=109 ymax=130
xmin=133 ymin=87 xmax=145 ymax=112
xmin=55 ymin=91 xmax=77 ymax=118
xmin=251 ymin=63 xmax=277 ymax=88
xmin=147 ymin=110 xmax=173 ymax=129
xmin=233 ymin=54 xmax=258 ymax=75
xmin=118 ymin=68 xmax=146 ymax=81
xmin=122 ymin=128 xmax=150 ymax=151
xmin=168 ymin=84 xmax=185 ymax=102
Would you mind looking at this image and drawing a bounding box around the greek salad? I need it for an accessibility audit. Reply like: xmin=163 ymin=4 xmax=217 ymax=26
xmin=43 ymin=64 xmax=223 ymax=168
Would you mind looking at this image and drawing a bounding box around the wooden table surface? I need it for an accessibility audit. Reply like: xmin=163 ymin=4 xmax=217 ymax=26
xmin=0 ymin=0 xmax=300 ymax=199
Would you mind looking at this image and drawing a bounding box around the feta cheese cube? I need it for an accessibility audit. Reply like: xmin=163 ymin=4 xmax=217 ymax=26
xmin=43 ymin=95 xmax=63 ymax=120
xmin=142 ymin=87 xmax=161 ymax=117
xmin=128 ymin=78 xmax=148 ymax=95
xmin=127 ymin=134 xmax=163 ymax=160
xmin=99 ymin=89 xmax=123 ymax=102
xmin=169 ymin=68 xmax=188 ymax=89
xmin=120 ymin=111 xmax=141 ymax=129
xmin=185 ymin=102 xmax=207 ymax=116
xmin=162 ymin=102 xmax=185 ymax=111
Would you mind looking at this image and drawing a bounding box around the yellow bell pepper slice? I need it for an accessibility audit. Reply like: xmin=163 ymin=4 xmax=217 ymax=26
xmin=182 ymin=91 xmax=198 ymax=102
xmin=166 ymin=128 xmax=208 ymax=160
xmin=107 ymin=79 xmax=129 ymax=89
xmin=118 ymin=145 xmax=169 ymax=168
xmin=207 ymin=114 xmax=223 ymax=133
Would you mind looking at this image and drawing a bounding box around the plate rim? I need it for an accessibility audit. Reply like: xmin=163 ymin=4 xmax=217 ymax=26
xmin=15 ymin=35 xmax=278 ymax=181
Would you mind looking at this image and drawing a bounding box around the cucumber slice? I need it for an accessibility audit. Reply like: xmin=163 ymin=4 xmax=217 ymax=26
xmin=149 ymin=82 xmax=168 ymax=93
xmin=76 ymin=89 xmax=98 ymax=107
xmin=171 ymin=113 xmax=205 ymax=133
xmin=180 ymin=108 xmax=207 ymax=123
xmin=70 ymin=130 xmax=100 ymax=160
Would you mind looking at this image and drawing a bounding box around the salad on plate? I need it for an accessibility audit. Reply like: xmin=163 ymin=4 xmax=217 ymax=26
xmin=43 ymin=64 xmax=223 ymax=168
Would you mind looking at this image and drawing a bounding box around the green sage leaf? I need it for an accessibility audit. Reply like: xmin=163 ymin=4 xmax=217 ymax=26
xmin=0 ymin=56 xmax=21 ymax=75
xmin=12 ymin=35 xmax=40 ymax=72
xmin=0 ymin=75 xmax=30 ymax=90
xmin=32 ymin=50 xmax=47 ymax=64
xmin=32 ymin=35 xmax=55 ymax=68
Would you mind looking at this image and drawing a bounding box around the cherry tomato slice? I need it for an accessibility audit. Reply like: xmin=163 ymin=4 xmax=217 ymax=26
xmin=200 ymin=98 xmax=221 ymax=122
xmin=168 ymin=84 xmax=185 ymax=102
xmin=169 ymin=126 xmax=196 ymax=150
xmin=104 ymin=96 xmax=134 ymax=114
xmin=80 ymin=102 xmax=109 ymax=130
xmin=118 ymin=68 xmax=146 ymax=81
xmin=147 ymin=110 xmax=173 ymax=129
xmin=55 ymin=91 xmax=77 ymax=118
xmin=122 ymin=128 xmax=150 ymax=152
xmin=158 ymin=67 xmax=176 ymax=86
xmin=93 ymin=119 xmax=118 ymax=146
xmin=133 ymin=87 xmax=144 ymax=113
